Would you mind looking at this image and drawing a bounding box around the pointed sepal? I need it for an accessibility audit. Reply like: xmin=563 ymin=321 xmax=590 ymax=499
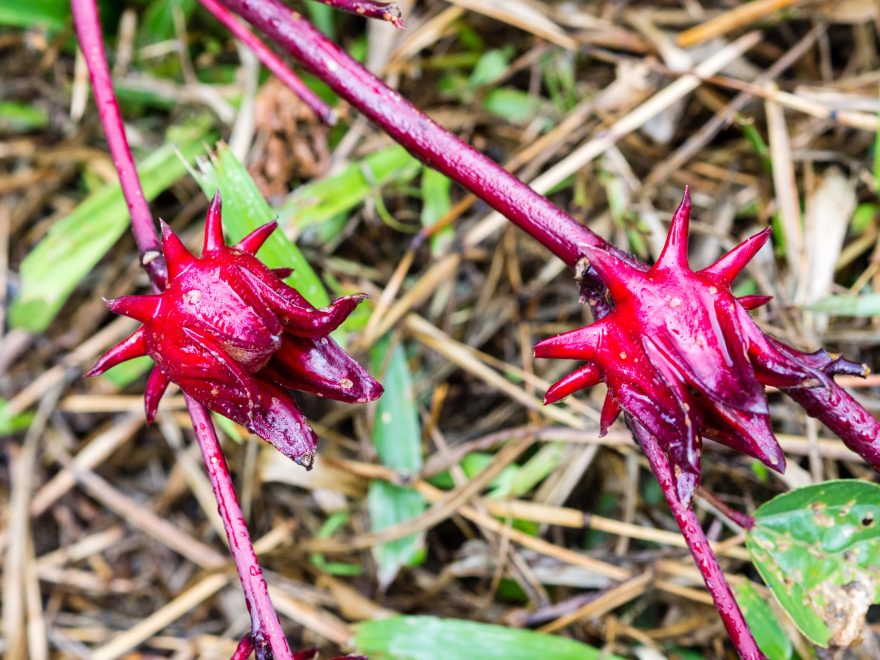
xmin=534 ymin=321 xmax=608 ymax=361
xmin=235 ymin=221 xmax=278 ymax=255
xmin=85 ymin=327 xmax=147 ymax=377
xmin=580 ymin=245 xmax=645 ymax=303
xmin=160 ymin=220 xmax=197 ymax=279
xmin=599 ymin=392 xmax=621 ymax=436
xmin=266 ymin=334 xmax=384 ymax=404
xmin=654 ymin=187 xmax=691 ymax=272
xmin=144 ymin=365 xmax=171 ymax=424
xmin=701 ymin=227 xmax=771 ymax=284
xmin=737 ymin=294 xmax=772 ymax=311
xmin=544 ymin=363 xmax=602 ymax=404
xmin=203 ymin=191 xmax=226 ymax=254
xmin=104 ymin=294 xmax=162 ymax=323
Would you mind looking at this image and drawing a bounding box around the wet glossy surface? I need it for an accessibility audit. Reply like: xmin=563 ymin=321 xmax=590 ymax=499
xmin=536 ymin=190 xmax=868 ymax=505
xmin=87 ymin=192 xmax=382 ymax=465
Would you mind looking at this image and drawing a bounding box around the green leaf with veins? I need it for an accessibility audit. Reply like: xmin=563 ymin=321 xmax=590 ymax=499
xmin=746 ymin=480 xmax=880 ymax=648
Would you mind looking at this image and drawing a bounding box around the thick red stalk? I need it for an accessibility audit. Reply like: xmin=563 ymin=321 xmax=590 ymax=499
xmin=217 ymin=0 xmax=610 ymax=270
xmin=314 ymin=0 xmax=405 ymax=28
xmin=632 ymin=423 xmax=765 ymax=659
xmin=198 ymin=0 xmax=336 ymax=125
xmin=216 ymin=3 xmax=763 ymax=655
xmin=71 ymin=2 xmax=292 ymax=657
xmin=186 ymin=398 xmax=293 ymax=659
xmin=71 ymin=0 xmax=167 ymax=290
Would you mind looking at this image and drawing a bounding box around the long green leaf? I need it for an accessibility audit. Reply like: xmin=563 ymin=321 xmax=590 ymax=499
xmin=807 ymin=293 xmax=880 ymax=317
xmin=746 ymin=480 xmax=880 ymax=648
xmin=354 ymin=616 xmax=617 ymax=660
xmin=280 ymin=145 xmax=420 ymax=232
xmin=192 ymin=144 xmax=329 ymax=307
xmin=0 ymin=0 xmax=68 ymax=29
xmin=368 ymin=338 xmax=426 ymax=588
xmin=735 ymin=582 xmax=793 ymax=660
xmin=10 ymin=137 xmax=205 ymax=332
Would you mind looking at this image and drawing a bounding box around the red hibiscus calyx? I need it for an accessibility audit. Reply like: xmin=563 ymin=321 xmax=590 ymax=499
xmin=86 ymin=192 xmax=383 ymax=468
xmin=535 ymin=188 xmax=870 ymax=504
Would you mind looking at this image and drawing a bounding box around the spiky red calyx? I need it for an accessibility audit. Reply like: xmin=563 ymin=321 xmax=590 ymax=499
xmin=536 ymin=189 xmax=869 ymax=504
xmin=87 ymin=192 xmax=383 ymax=467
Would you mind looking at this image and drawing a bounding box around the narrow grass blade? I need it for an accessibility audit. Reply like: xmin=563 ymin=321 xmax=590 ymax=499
xmin=369 ymin=338 xmax=426 ymax=588
xmin=280 ymin=145 xmax=420 ymax=233
xmin=0 ymin=0 xmax=68 ymax=29
xmin=807 ymin=293 xmax=880 ymax=317
xmin=354 ymin=615 xmax=615 ymax=660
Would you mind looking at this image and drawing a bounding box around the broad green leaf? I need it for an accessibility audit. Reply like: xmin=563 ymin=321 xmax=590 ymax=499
xmin=368 ymin=338 xmax=426 ymax=588
xmin=483 ymin=88 xmax=539 ymax=125
xmin=0 ymin=401 xmax=35 ymax=437
xmin=850 ymin=203 xmax=876 ymax=234
xmin=139 ymin=0 xmax=196 ymax=44
xmin=0 ymin=102 xmax=49 ymax=133
xmin=807 ymin=293 xmax=880 ymax=317
xmin=354 ymin=616 xmax=616 ymax=660
xmin=280 ymin=145 xmax=420 ymax=233
xmin=0 ymin=0 xmax=67 ymax=29
xmin=192 ymin=144 xmax=329 ymax=308
xmin=746 ymin=480 xmax=880 ymax=648
xmin=469 ymin=49 xmax=511 ymax=88
xmin=10 ymin=137 xmax=205 ymax=332
xmin=735 ymin=581 xmax=793 ymax=660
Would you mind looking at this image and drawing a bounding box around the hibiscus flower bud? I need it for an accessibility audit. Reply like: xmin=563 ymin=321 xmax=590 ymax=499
xmin=87 ymin=192 xmax=383 ymax=468
xmin=535 ymin=189 xmax=870 ymax=504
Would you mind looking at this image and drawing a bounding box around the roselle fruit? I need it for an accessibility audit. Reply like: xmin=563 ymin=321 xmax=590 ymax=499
xmin=87 ymin=192 xmax=382 ymax=467
xmin=536 ymin=189 xmax=869 ymax=504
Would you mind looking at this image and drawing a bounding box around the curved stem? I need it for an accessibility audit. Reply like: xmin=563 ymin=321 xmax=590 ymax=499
xmin=186 ymin=398 xmax=293 ymax=659
xmin=217 ymin=0 xmax=609 ymax=270
xmin=197 ymin=0 xmax=337 ymax=125
xmin=72 ymin=1 xmax=292 ymax=657
xmin=71 ymin=0 xmax=167 ymax=290
xmin=314 ymin=0 xmax=404 ymax=28
xmin=632 ymin=422 xmax=765 ymax=659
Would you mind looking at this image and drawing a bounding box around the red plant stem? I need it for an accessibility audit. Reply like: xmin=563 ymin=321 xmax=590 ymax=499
xmin=197 ymin=0 xmax=337 ymax=125
xmin=632 ymin=423 xmax=764 ymax=659
xmin=232 ymin=634 xmax=255 ymax=660
xmin=228 ymin=0 xmax=880 ymax=470
xmin=217 ymin=0 xmax=612 ymax=271
xmin=186 ymin=398 xmax=293 ymax=659
xmin=72 ymin=2 xmax=292 ymax=657
xmin=220 ymin=1 xmax=880 ymax=654
xmin=71 ymin=0 xmax=167 ymax=291
xmin=314 ymin=0 xmax=405 ymax=28
xmin=786 ymin=384 xmax=880 ymax=469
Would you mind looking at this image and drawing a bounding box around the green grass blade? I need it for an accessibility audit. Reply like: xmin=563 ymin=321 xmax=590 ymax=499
xmin=354 ymin=616 xmax=617 ymax=660
xmin=368 ymin=338 xmax=426 ymax=588
xmin=0 ymin=0 xmax=68 ymax=29
xmin=806 ymin=293 xmax=880 ymax=317
xmin=192 ymin=144 xmax=330 ymax=307
xmin=735 ymin=581 xmax=793 ymax=660
xmin=9 ymin=137 xmax=205 ymax=332
xmin=280 ymin=145 xmax=420 ymax=233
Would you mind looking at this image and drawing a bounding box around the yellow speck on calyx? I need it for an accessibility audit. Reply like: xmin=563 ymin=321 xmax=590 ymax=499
xmin=619 ymin=352 xmax=627 ymax=360
xmin=340 ymin=378 xmax=353 ymax=389
xmin=669 ymin=297 xmax=682 ymax=308
xmin=708 ymin=286 xmax=718 ymax=295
